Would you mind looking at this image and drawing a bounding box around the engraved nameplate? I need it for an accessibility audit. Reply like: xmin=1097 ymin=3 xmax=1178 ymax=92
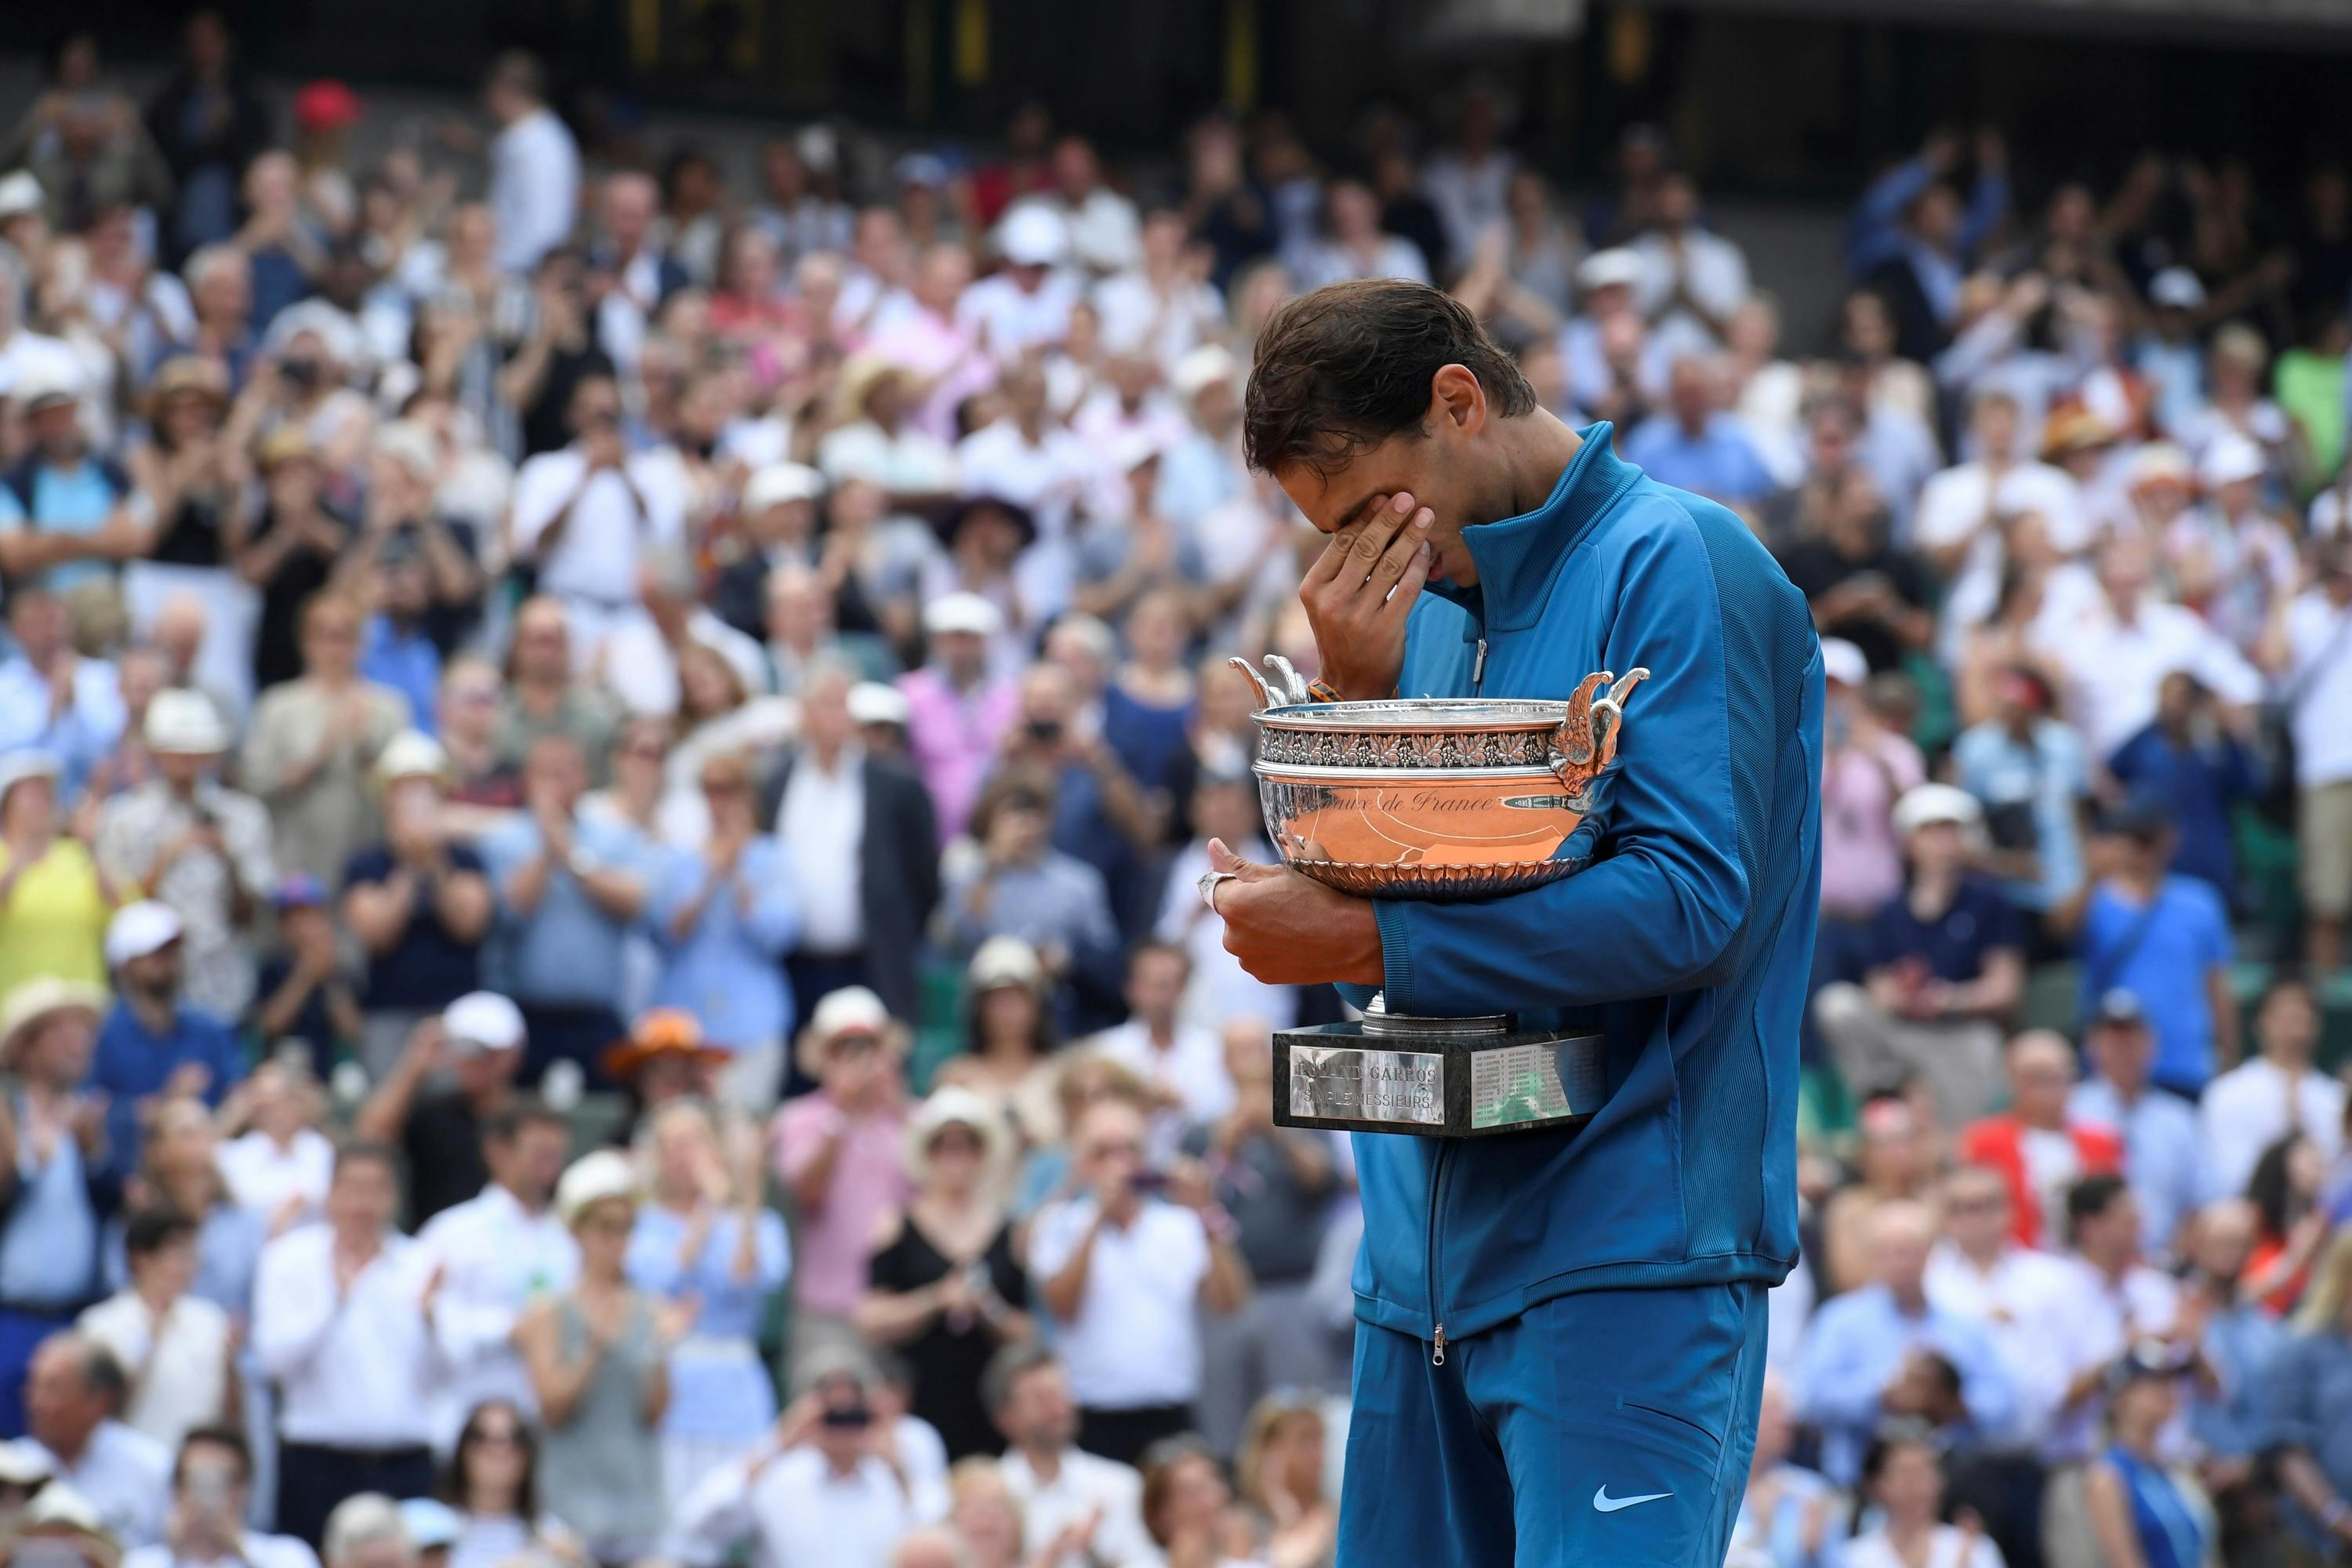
xmin=1287 ymin=1044 xmax=1446 ymax=1127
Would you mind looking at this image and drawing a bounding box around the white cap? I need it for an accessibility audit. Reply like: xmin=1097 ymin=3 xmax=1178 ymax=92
xmin=554 ymin=1149 xmax=639 ymax=1227
xmin=2198 ymin=432 xmax=2265 ymax=490
xmin=442 ymin=991 xmax=526 ymax=1057
xmin=14 ymin=361 xmax=80 ymax=411
xmin=0 ymin=750 xmax=60 ymax=808
xmin=375 ymin=730 xmax=449 ymax=787
xmin=1577 ymin=248 xmax=1642 ymax=292
xmin=263 ymin=299 xmax=361 ymax=367
xmin=398 ymin=1499 xmax=463 ymax=1552
xmin=998 ymin=204 xmax=1069 ymax=268
xmin=143 ymin=688 xmax=231 ymax=755
xmin=1171 ymin=344 xmax=1240 ymax=401
xmin=0 ymin=171 xmax=44 ymax=222
xmin=22 ymin=1481 xmax=107 ymax=1537
xmin=743 ymin=462 xmax=826 ymax=512
xmin=1109 ymin=428 xmax=1165 ymax=474
xmin=1820 ymin=637 xmax=1869 ymax=689
xmin=105 ymin=900 xmax=184 ymax=968
xmin=1893 ymin=782 xmax=1984 ymax=838
xmin=2149 ymin=267 xmax=2206 ymax=310
xmin=968 ymin=935 xmax=1044 ymax=992
xmin=924 ymin=591 xmax=1004 ymax=638
xmin=848 ymin=681 xmax=911 ymax=727
xmin=809 ymin=985 xmax=891 ymax=1042
xmin=0 ymin=1437 xmax=52 ymax=1486
xmin=373 ymin=420 xmax=437 ymax=483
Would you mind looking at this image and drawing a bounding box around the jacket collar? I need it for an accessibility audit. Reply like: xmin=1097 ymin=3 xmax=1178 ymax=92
xmin=1431 ymin=422 xmax=1639 ymax=634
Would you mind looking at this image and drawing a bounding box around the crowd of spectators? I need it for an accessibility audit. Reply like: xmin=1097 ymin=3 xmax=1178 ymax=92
xmin=0 ymin=15 xmax=2344 ymax=1568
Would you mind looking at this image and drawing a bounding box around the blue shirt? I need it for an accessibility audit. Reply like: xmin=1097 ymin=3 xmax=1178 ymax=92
xmin=0 ymin=656 xmax=125 ymax=801
xmin=1794 ymin=1283 xmax=2016 ymax=1486
xmin=2190 ymin=1303 xmax=2285 ymax=1461
xmin=2264 ymin=1328 xmax=2352 ymax=1549
xmin=89 ymin=1004 xmax=245 ymax=1183
xmin=2078 ymin=877 xmax=2233 ymax=1091
xmin=1621 ymin=414 xmax=1777 ymax=507
xmin=2108 ymin=724 xmax=2259 ymax=901
xmin=0 ymin=456 xmax=126 ymax=594
xmin=0 ymin=1098 xmax=102 ymax=1307
xmin=1348 ymin=424 xmax=1820 ymax=1342
xmin=1953 ymin=717 xmax=2089 ymax=912
xmin=2104 ymin=1443 xmax=2207 ymax=1568
xmin=2069 ymin=1079 xmax=2205 ymax=1258
xmin=480 ymin=812 xmax=652 ymax=1009
xmin=648 ymin=838 xmax=800 ymax=1049
xmin=1868 ymin=875 xmax=2023 ymax=982
xmin=358 ymin=617 xmax=444 ymax=738
xmin=625 ymin=1206 xmax=789 ymax=1440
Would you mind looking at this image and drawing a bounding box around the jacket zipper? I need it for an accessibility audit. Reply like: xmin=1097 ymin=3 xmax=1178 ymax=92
xmin=1427 ymin=627 xmax=1484 ymax=1367
xmin=1427 ymin=1142 xmax=1452 ymax=1365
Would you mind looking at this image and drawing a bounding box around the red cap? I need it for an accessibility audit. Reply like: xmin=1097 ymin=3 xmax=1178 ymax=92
xmin=293 ymin=80 xmax=362 ymax=134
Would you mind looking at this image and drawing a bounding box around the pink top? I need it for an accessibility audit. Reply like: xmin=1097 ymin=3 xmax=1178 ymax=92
xmin=1817 ymin=733 xmax=1925 ymax=918
xmin=897 ymin=666 xmax=1019 ymax=843
xmin=772 ymin=1092 xmax=912 ymax=1316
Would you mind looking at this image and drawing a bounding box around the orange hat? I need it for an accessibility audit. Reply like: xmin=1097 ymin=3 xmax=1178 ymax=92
xmin=601 ymin=1007 xmax=728 ymax=1080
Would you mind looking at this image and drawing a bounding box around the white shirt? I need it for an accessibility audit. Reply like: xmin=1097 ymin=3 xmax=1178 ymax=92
xmin=1088 ymin=1019 xmax=1236 ymax=1161
xmin=490 ymin=108 xmax=582 ymax=274
xmin=671 ymin=1447 xmax=915 ymax=1568
xmin=77 ymin=1290 xmax=233 ymax=1451
xmin=1029 ymin=1196 xmax=1210 ymax=1409
xmin=416 ymin=1185 xmax=580 ymax=1451
xmin=814 ymin=422 xmax=960 ymax=497
xmin=2043 ymin=1257 xmax=2180 ymax=1464
xmin=1915 ymin=457 xmax=2085 ymax=587
xmin=34 ymin=1420 xmax=172 ymax=1548
xmin=1924 ymin=1241 xmax=2078 ymax=1446
xmin=2199 ymin=1056 xmax=2348 ymax=1199
xmin=997 ymin=1447 xmax=1154 ymax=1568
xmin=1841 ymin=1527 xmax=2005 ymax=1568
xmin=124 ymin=1530 xmax=321 ymax=1568
xmin=776 ymin=746 xmax=865 ymax=953
xmin=1630 ymin=228 xmax=1750 ymax=357
xmin=2284 ymin=589 xmax=2352 ymax=787
xmin=1090 ymin=272 xmax=1224 ymax=366
xmin=601 ymin=608 xmax=772 ymax=718
xmin=956 ymin=271 xmax=1084 ymax=363
xmin=2046 ymin=598 xmax=2263 ymax=761
xmin=252 ymin=1225 xmax=437 ymax=1450
xmin=216 ymin=1129 xmax=335 ymax=1228
xmin=509 ymin=446 xmax=688 ymax=608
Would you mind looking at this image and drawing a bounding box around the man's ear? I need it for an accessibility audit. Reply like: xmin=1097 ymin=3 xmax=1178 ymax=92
xmin=1429 ymin=363 xmax=1486 ymax=438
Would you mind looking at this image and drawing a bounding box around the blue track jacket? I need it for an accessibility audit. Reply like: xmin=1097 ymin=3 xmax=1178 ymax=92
xmin=1342 ymin=424 xmax=1822 ymax=1346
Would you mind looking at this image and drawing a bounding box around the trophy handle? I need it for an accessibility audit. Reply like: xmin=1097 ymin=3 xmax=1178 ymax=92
xmin=1226 ymin=654 xmax=1314 ymax=711
xmin=1548 ymin=666 xmax=1649 ymax=796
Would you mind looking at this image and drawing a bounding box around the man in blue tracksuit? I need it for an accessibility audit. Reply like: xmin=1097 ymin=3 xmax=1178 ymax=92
xmin=1207 ymin=280 xmax=1821 ymax=1566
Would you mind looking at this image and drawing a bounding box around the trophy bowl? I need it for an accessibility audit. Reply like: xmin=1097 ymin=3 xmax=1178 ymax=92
xmin=1229 ymin=656 xmax=1648 ymax=902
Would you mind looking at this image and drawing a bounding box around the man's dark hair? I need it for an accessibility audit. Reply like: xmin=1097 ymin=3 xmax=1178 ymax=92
xmin=174 ymin=1425 xmax=252 ymax=1487
xmin=486 ymin=1098 xmax=568 ymax=1146
xmin=485 ymin=50 xmax=545 ymax=103
xmin=2066 ymin=1173 xmax=2129 ymax=1233
xmin=74 ymin=1339 xmax=128 ymax=1411
xmin=1243 ymin=279 xmax=1536 ymax=478
xmin=124 ymin=1206 xmax=197 ymax=1261
xmin=333 ymin=1137 xmax=407 ymax=1188
xmin=981 ymin=1341 xmax=1060 ymax=1414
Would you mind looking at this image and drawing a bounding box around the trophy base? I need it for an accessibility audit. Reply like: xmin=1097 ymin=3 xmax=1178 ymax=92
xmin=1272 ymin=997 xmax=1606 ymax=1138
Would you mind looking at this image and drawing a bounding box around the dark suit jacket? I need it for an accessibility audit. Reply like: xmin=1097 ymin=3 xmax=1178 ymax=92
xmin=757 ymin=748 xmax=940 ymax=1022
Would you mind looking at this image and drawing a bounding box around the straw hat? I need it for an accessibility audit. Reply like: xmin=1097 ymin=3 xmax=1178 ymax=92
xmin=793 ymin=985 xmax=902 ymax=1080
xmin=901 ymin=1084 xmax=1011 ymax=1186
xmin=554 ymin=1149 xmax=641 ymax=1228
xmin=0 ymin=979 xmax=106 ymax=1069
xmin=140 ymin=356 xmax=230 ymax=423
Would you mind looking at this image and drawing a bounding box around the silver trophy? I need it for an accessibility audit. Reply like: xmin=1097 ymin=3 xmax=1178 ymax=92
xmin=1223 ymin=655 xmax=1648 ymax=1138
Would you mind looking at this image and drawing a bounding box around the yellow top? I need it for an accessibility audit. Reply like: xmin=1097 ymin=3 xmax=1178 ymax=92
xmin=0 ymin=839 xmax=112 ymax=998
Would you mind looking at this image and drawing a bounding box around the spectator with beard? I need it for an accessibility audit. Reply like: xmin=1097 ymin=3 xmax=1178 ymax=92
xmin=89 ymin=902 xmax=241 ymax=1185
